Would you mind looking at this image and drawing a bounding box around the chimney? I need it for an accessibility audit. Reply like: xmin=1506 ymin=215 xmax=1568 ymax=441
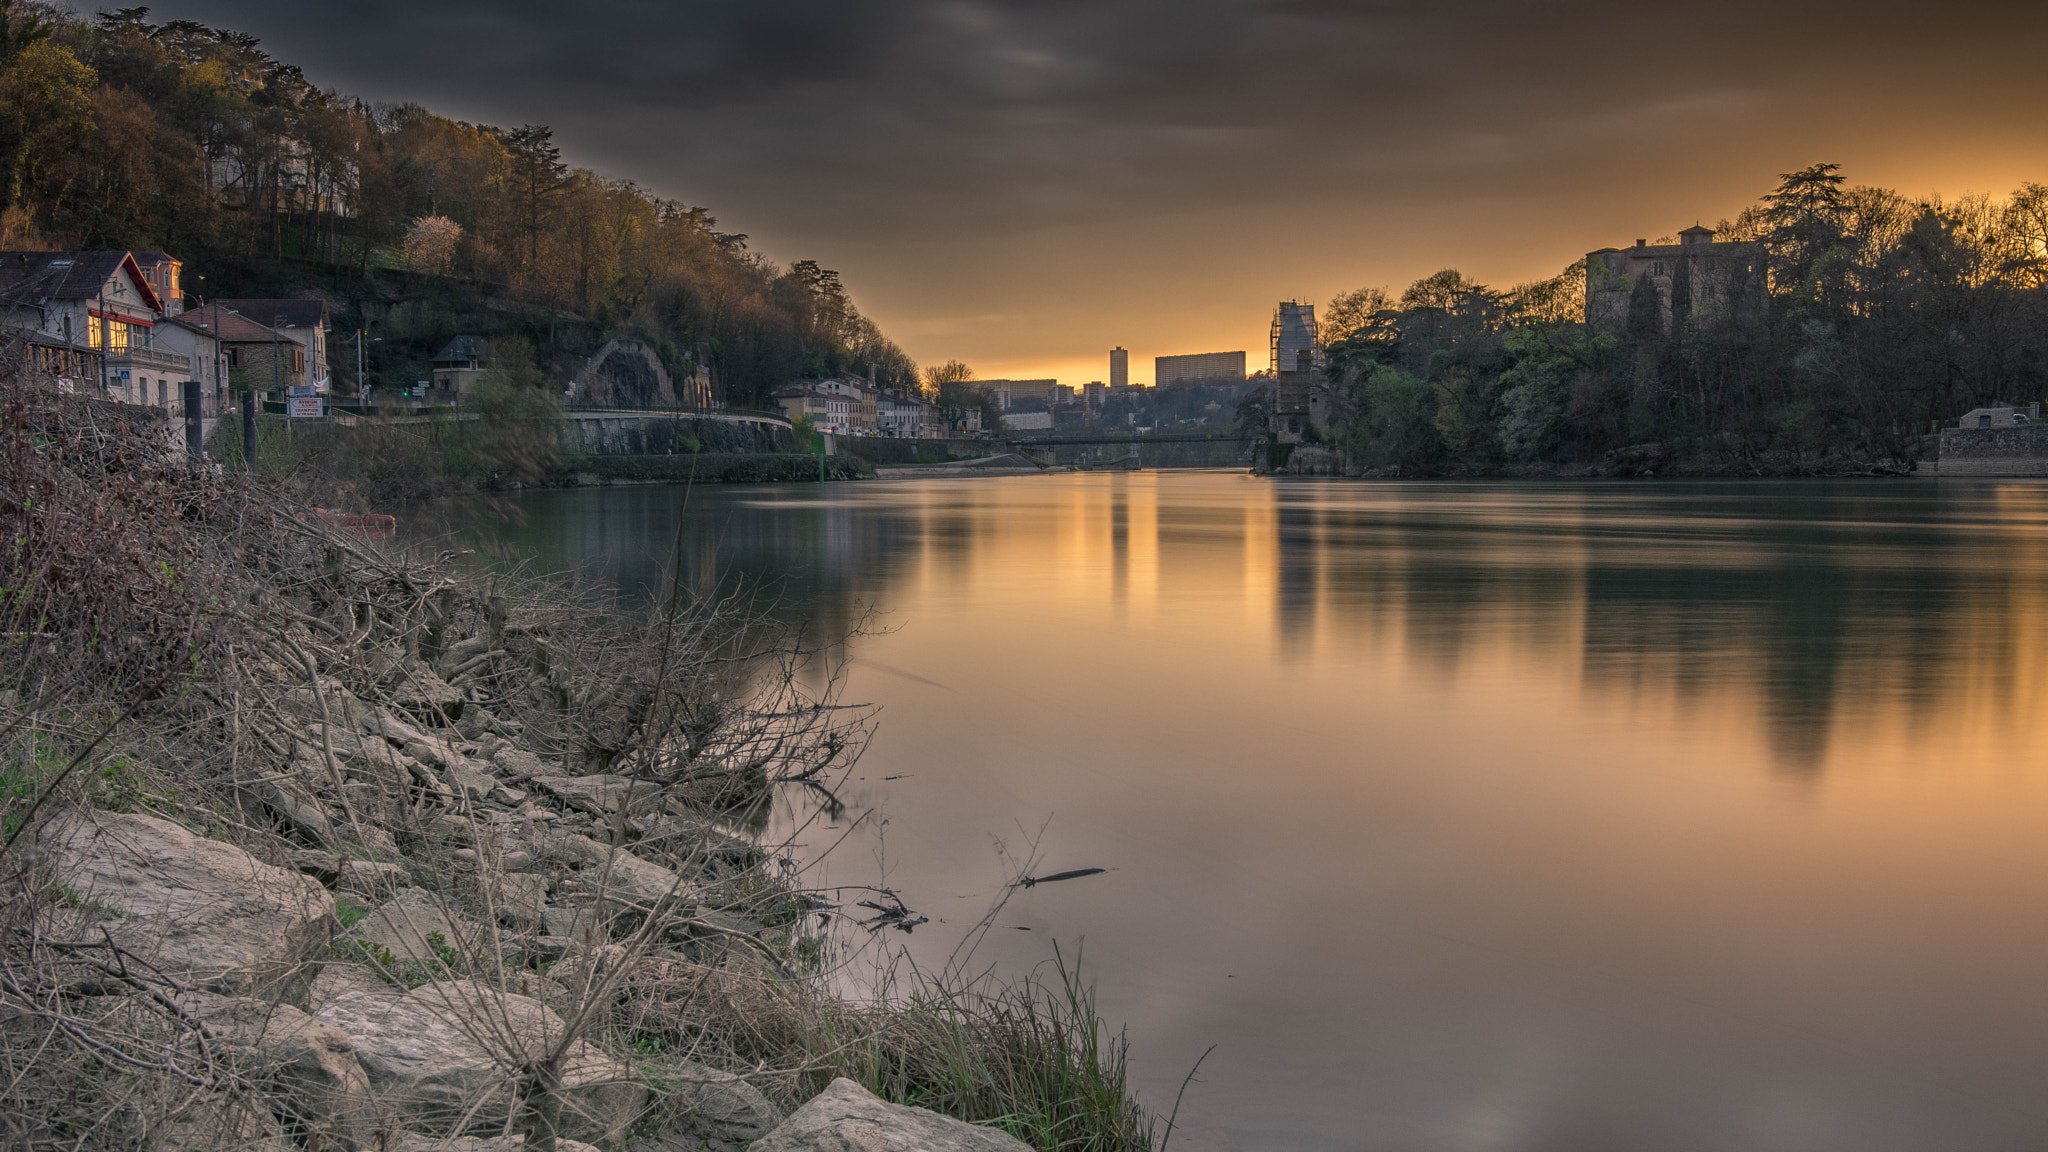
xmin=1635 ymin=239 xmax=1646 ymax=249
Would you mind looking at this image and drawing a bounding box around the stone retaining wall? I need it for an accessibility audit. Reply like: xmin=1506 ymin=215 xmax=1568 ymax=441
xmin=1937 ymin=426 xmax=2048 ymax=476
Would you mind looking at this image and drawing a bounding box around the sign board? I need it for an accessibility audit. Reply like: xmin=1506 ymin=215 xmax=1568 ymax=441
xmin=288 ymin=395 xmax=325 ymax=419
xmin=288 ymin=384 xmax=317 ymax=397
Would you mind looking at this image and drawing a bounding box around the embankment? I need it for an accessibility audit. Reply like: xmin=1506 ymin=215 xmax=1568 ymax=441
xmin=3 ymin=381 xmax=1151 ymax=1152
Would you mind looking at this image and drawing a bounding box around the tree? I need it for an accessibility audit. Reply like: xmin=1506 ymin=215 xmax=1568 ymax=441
xmin=0 ymin=38 xmax=95 ymax=213
xmin=1321 ymin=285 xmax=1395 ymax=345
xmin=503 ymin=123 xmax=565 ymax=271
xmin=1762 ymin=162 xmax=1849 ymax=296
xmin=403 ymin=214 xmax=463 ymax=274
xmin=920 ymin=358 xmax=972 ymax=401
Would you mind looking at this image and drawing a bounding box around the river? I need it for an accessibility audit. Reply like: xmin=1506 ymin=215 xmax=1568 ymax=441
xmin=462 ymin=472 xmax=2048 ymax=1152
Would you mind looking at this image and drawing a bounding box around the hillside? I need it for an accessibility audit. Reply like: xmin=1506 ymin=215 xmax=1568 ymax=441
xmin=0 ymin=2 xmax=917 ymax=406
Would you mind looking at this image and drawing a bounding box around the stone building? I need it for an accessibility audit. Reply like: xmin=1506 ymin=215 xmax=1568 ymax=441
xmin=179 ymin=305 xmax=303 ymax=400
xmin=213 ymin=299 xmax=329 ymax=391
xmin=1584 ymin=226 xmax=1765 ymax=337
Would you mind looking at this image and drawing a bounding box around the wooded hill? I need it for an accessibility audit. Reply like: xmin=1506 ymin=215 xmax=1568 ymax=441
xmin=0 ymin=3 xmax=918 ymax=406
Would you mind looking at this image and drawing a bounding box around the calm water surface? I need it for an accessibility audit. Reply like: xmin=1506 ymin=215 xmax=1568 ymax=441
xmin=468 ymin=473 xmax=2048 ymax=1152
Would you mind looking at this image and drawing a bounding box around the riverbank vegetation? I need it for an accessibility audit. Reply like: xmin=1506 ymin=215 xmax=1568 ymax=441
xmin=0 ymin=2 xmax=919 ymax=405
xmin=0 ymin=366 xmax=1148 ymax=1148
xmin=1307 ymin=164 xmax=2048 ymax=475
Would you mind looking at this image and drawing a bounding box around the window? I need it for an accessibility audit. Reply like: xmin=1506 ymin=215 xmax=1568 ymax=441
xmin=1979 ymin=414 xmax=1992 ymax=428
xmin=107 ymin=321 xmax=128 ymax=353
xmin=88 ymin=314 xmax=104 ymax=349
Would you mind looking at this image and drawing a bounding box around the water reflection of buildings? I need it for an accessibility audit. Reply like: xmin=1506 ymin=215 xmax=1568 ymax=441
xmin=491 ymin=479 xmax=2048 ymax=778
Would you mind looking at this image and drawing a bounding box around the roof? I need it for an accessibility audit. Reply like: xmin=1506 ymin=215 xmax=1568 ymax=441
xmin=432 ymin=335 xmax=489 ymax=365
xmin=131 ymin=250 xmax=178 ymax=266
xmin=214 ymin=298 xmax=326 ymax=330
xmin=0 ymin=251 xmax=165 ymax=313
xmin=175 ymin=304 xmax=284 ymax=343
xmin=1678 ymin=224 xmax=1716 ymax=235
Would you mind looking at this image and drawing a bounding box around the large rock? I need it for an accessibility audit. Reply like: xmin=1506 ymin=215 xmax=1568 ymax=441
xmin=532 ymin=774 xmax=664 ymax=819
xmin=309 ymin=963 xmax=397 ymax=1012
xmin=173 ymin=991 xmax=373 ymax=1146
xmin=315 ymin=980 xmax=641 ymax=1144
xmin=40 ymin=810 xmax=334 ymax=1002
xmin=660 ymin=1062 xmax=784 ymax=1146
xmin=342 ymin=887 xmax=483 ymax=965
xmin=540 ymin=831 xmax=694 ymax=907
xmin=751 ymin=1078 xmax=1031 ymax=1152
xmin=476 ymin=870 xmax=550 ymax=930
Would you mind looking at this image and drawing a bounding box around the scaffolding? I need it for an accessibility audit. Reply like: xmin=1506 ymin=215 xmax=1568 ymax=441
xmin=1270 ymin=300 xmax=1322 ymax=376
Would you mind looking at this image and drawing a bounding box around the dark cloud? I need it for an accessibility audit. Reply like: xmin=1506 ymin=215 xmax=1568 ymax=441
xmin=124 ymin=0 xmax=2048 ymax=376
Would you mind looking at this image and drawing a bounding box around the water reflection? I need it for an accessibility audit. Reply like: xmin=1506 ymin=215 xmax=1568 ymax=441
xmin=480 ymin=476 xmax=2048 ymax=780
xmin=468 ymin=474 xmax=2048 ymax=1152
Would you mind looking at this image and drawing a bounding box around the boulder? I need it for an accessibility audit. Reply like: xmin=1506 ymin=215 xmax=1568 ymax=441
xmin=239 ymin=772 xmax=339 ymax=845
xmin=638 ymin=812 xmax=760 ymax=868
xmin=539 ymin=832 xmax=693 ymax=907
xmin=309 ymin=963 xmax=397 ymax=1012
xmin=337 ymin=859 xmax=412 ymax=898
xmin=316 ymin=981 xmax=641 ymax=1143
xmin=751 ymin=1078 xmax=1031 ymax=1152
xmin=532 ymin=774 xmax=664 ymax=819
xmin=440 ymin=755 xmax=500 ymax=802
xmin=490 ymin=746 xmax=559 ymax=780
xmin=173 ymin=990 xmax=373 ymax=1145
xmin=659 ymin=1061 xmax=784 ymax=1146
xmin=40 ymin=810 xmax=334 ymax=1002
xmin=486 ymin=872 xmax=550 ymax=929
xmin=342 ymin=887 xmax=482 ymax=965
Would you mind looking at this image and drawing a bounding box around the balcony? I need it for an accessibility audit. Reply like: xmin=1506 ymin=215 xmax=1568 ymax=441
xmin=108 ymin=345 xmax=192 ymax=374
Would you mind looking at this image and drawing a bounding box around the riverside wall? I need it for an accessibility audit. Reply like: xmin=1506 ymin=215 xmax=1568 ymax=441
xmin=1936 ymin=425 xmax=2048 ymax=476
xmin=560 ymin=412 xmax=793 ymax=455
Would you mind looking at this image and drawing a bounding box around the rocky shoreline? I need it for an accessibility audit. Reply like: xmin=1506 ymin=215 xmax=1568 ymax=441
xmin=1 ymin=382 xmax=1148 ymax=1151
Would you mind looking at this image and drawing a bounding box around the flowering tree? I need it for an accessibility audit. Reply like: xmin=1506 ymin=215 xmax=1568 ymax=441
xmin=402 ymin=214 xmax=463 ymax=274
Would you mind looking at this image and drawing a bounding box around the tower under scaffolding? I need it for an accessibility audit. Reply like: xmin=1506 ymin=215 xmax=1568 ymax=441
xmin=1271 ymin=300 xmax=1322 ymax=442
xmin=1270 ymin=299 xmax=1322 ymax=376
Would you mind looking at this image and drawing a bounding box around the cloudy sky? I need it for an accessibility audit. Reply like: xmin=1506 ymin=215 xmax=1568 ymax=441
xmin=144 ymin=0 xmax=2048 ymax=384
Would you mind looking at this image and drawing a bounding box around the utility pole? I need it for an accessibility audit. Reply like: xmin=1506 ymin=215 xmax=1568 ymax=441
xmin=241 ymin=390 xmax=257 ymax=470
xmin=273 ymin=315 xmax=286 ymax=399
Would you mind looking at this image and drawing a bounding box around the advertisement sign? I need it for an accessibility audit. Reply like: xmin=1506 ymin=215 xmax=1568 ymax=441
xmin=288 ymin=395 xmax=325 ymax=419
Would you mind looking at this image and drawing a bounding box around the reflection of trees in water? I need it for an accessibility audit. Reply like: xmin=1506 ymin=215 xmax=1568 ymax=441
xmin=477 ymin=480 xmax=2048 ymax=778
xmin=1267 ymin=484 xmax=2048 ymax=773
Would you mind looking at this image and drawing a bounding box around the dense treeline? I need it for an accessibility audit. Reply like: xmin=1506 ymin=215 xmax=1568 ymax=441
xmin=1315 ymin=165 xmax=2048 ymax=473
xmin=0 ymin=2 xmax=918 ymax=405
